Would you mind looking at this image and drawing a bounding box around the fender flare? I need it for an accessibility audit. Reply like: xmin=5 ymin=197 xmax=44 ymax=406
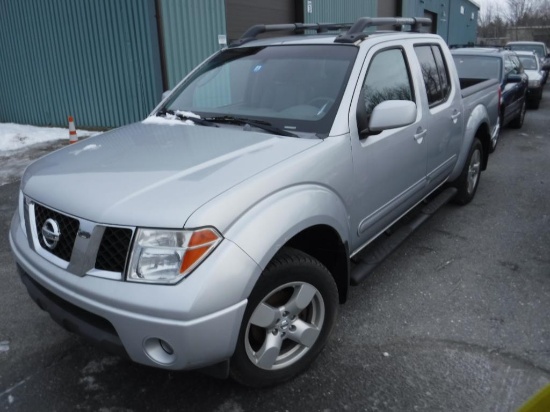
xmin=224 ymin=184 xmax=350 ymax=272
xmin=449 ymin=103 xmax=490 ymax=181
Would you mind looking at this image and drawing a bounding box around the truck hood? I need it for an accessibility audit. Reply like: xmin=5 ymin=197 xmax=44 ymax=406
xmin=22 ymin=121 xmax=321 ymax=227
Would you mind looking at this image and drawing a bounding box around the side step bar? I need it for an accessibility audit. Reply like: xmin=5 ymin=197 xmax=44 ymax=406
xmin=350 ymin=187 xmax=457 ymax=285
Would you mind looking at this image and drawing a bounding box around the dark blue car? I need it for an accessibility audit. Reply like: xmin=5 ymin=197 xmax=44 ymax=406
xmin=451 ymin=48 xmax=528 ymax=152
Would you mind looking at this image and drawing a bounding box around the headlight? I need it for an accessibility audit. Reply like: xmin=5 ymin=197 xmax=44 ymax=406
xmin=529 ymin=79 xmax=541 ymax=87
xmin=127 ymin=227 xmax=222 ymax=284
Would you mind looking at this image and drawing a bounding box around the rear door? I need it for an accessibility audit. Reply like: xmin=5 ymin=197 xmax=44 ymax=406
xmin=413 ymin=43 xmax=463 ymax=192
xmin=502 ymin=54 xmax=527 ymax=123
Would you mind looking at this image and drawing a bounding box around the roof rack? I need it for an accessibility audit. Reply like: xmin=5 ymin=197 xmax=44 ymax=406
xmin=334 ymin=17 xmax=432 ymax=43
xmin=229 ymin=17 xmax=432 ymax=48
xmin=229 ymin=23 xmax=353 ymax=47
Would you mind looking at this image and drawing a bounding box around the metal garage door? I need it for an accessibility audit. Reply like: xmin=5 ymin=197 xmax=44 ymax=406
xmin=225 ymin=0 xmax=299 ymax=42
xmin=378 ymin=0 xmax=397 ymax=17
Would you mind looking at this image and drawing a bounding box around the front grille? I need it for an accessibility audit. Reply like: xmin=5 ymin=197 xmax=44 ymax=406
xmin=34 ymin=203 xmax=79 ymax=262
xmin=95 ymin=227 xmax=133 ymax=272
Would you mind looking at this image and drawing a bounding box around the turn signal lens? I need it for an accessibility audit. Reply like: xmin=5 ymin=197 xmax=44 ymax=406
xmin=180 ymin=228 xmax=222 ymax=275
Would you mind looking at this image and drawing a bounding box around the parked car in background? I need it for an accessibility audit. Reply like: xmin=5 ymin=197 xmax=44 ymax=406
xmin=515 ymin=50 xmax=548 ymax=109
xmin=506 ymin=41 xmax=550 ymax=84
xmin=452 ymin=47 xmax=528 ymax=152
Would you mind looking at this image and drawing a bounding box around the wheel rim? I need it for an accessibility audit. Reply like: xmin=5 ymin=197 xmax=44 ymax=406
xmin=244 ymin=281 xmax=325 ymax=371
xmin=467 ymin=149 xmax=481 ymax=195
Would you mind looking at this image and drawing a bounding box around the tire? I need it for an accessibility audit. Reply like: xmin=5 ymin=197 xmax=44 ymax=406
xmin=230 ymin=247 xmax=338 ymax=387
xmin=510 ymin=99 xmax=526 ymax=129
xmin=453 ymin=138 xmax=483 ymax=205
xmin=489 ymin=114 xmax=502 ymax=153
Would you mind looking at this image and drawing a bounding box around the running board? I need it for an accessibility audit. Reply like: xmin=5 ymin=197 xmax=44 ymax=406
xmin=350 ymin=187 xmax=457 ymax=286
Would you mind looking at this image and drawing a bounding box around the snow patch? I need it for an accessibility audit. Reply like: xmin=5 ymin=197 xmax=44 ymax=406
xmin=0 ymin=122 xmax=96 ymax=152
xmin=142 ymin=115 xmax=195 ymax=126
xmin=79 ymin=375 xmax=100 ymax=391
xmin=0 ymin=340 xmax=9 ymax=353
xmin=82 ymin=356 xmax=119 ymax=374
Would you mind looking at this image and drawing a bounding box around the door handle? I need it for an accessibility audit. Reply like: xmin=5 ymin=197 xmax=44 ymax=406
xmin=451 ymin=111 xmax=461 ymax=123
xmin=414 ymin=128 xmax=427 ymax=144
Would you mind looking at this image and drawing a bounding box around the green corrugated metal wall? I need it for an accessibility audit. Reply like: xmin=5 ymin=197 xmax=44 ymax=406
xmin=303 ymin=0 xmax=377 ymax=25
xmin=0 ymin=0 xmax=163 ymax=128
xmin=159 ymin=0 xmax=226 ymax=90
xmin=448 ymin=0 xmax=478 ymax=46
xmin=402 ymin=0 xmax=478 ymax=45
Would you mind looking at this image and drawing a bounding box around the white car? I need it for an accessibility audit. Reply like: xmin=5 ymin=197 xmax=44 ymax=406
xmin=516 ymin=50 xmax=547 ymax=109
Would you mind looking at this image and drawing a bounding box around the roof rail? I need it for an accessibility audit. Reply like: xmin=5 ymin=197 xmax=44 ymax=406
xmin=334 ymin=17 xmax=432 ymax=43
xmin=229 ymin=23 xmax=353 ymax=47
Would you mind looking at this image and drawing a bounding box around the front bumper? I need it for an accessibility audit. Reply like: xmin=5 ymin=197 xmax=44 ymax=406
xmin=10 ymin=211 xmax=260 ymax=371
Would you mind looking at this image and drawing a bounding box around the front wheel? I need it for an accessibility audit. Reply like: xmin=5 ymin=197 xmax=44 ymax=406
xmin=230 ymin=247 xmax=338 ymax=387
xmin=453 ymin=138 xmax=483 ymax=205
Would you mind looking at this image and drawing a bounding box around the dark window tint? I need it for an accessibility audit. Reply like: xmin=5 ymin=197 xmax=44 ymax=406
xmin=453 ymin=55 xmax=502 ymax=80
xmin=414 ymin=45 xmax=451 ymax=107
xmin=432 ymin=46 xmax=451 ymax=100
xmin=361 ymin=48 xmax=414 ymax=116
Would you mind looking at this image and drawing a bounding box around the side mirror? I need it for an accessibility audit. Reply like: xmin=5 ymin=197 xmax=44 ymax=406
xmin=162 ymin=90 xmax=172 ymax=100
xmin=542 ymin=61 xmax=550 ymax=71
xmin=368 ymin=100 xmax=417 ymax=132
xmin=507 ymin=74 xmax=523 ymax=83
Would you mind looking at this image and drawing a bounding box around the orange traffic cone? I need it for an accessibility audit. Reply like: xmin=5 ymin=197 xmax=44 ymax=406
xmin=68 ymin=116 xmax=78 ymax=144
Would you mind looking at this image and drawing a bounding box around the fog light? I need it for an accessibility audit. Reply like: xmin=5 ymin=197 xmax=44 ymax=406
xmin=144 ymin=337 xmax=177 ymax=365
xmin=159 ymin=339 xmax=174 ymax=355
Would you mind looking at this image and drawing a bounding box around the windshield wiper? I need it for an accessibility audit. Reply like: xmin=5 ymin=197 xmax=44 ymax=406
xmin=205 ymin=116 xmax=298 ymax=137
xmin=157 ymin=108 xmax=218 ymax=128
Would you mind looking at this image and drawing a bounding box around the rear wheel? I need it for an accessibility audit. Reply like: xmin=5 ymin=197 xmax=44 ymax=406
xmin=453 ymin=138 xmax=483 ymax=205
xmin=230 ymin=247 xmax=338 ymax=387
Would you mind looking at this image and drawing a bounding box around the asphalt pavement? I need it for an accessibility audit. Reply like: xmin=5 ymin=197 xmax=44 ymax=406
xmin=1 ymin=91 xmax=549 ymax=411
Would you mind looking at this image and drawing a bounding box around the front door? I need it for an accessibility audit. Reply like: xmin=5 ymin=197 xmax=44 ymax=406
xmin=349 ymin=44 xmax=428 ymax=249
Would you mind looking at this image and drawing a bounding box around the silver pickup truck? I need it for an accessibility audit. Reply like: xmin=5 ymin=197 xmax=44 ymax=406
xmin=10 ymin=18 xmax=499 ymax=387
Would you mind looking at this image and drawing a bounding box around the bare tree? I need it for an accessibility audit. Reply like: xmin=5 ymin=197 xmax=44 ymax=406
xmin=506 ymin=0 xmax=533 ymax=25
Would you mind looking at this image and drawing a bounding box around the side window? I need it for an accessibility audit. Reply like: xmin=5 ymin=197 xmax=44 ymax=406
xmin=361 ymin=48 xmax=414 ymax=117
xmin=505 ymin=55 xmax=518 ymax=74
xmin=510 ymin=55 xmax=524 ymax=73
xmin=414 ymin=45 xmax=451 ymax=107
xmin=432 ymin=46 xmax=451 ymax=100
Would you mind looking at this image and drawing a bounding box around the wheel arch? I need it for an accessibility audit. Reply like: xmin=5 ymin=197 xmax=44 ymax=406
xmin=223 ymin=184 xmax=351 ymax=304
xmin=449 ymin=106 xmax=491 ymax=181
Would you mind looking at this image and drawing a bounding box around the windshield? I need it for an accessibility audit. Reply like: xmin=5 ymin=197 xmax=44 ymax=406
xmin=163 ymin=45 xmax=358 ymax=136
xmin=452 ymin=55 xmax=502 ymax=80
xmin=518 ymin=55 xmax=539 ymax=70
xmin=508 ymin=44 xmax=545 ymax=59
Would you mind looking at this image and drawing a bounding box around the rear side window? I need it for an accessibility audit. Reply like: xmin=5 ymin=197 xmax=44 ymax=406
xmin=414 ymin=45 xmax=451 ymax=107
